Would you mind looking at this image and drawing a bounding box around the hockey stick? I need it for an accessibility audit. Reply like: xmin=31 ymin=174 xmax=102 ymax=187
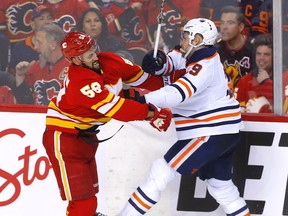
xmin=153 ymin=0 xmax=165 ymax=59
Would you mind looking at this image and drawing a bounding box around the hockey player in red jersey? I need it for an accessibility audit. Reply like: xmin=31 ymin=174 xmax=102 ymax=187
xmin=42 ymin=31 xmax=172 ymax=216
xmin=117 ymin=18 xmax=250 ymax=216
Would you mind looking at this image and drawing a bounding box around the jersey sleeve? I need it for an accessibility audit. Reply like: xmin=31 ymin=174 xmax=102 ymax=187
xmin=69 ymin=69 xmax=149 ymax=122
xmin=144 ymin=53 xmax=220 ymax=108
xmin=100 ymin=52 xmax=167 ymax=91
xmin=165 ymin=47 xmax=187 ymax=75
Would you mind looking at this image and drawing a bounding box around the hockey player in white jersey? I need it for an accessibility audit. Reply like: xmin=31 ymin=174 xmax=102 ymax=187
xmin=118 ymin=18 xmax=250 ymax=216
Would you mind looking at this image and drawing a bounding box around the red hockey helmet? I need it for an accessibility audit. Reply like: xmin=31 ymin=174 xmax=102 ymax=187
xmin=61 ymin=31 xmax=95 ymax=62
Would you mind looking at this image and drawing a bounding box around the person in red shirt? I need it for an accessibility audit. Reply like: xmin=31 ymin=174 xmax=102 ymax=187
xmin=42 ymin=31 xmax=172 ymax=216
xmin=101 ymin=0 xmax=151 ymax=65
xmin=235 ymin=33 xmax=288 ymax=113
xmin=14 ymin=23 xmax=69 ymax=105
xmin=9 ymin=5 xmax=54 ymax=75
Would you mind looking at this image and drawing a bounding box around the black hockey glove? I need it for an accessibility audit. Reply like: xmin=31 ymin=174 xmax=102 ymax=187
xmin=141 ymin=50 xmax=167 ymax=75
xmin=122 ymin=88 xmax=146 ymax=104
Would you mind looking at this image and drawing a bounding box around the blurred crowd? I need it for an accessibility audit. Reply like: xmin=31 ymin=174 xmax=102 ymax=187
xmin=0 ymin=0 xmax=287 ymax=114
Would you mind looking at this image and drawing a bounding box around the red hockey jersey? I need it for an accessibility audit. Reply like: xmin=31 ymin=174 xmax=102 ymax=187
xmin=45 ymin=52 xmax=170 ymax=134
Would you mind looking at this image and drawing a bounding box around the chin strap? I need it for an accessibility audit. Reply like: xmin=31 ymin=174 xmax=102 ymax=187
xmin=183 ymin=45 xmax=194 ymax=59
xmin=182 ymin=42 xmax=205 ymax=59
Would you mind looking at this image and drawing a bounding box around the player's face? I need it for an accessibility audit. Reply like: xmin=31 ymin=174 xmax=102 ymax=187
xmin=255 ymin=45 xmax=272 ymax=71
xmin=220 ymin=13 xmax=241 ymax=41
xmin=80 ymin=46 xmax=100 ymax=71
xmin=180 ymin=32 xmax=191 ymax=52
xmin=82 ymin=11 xmax=103 ymax=39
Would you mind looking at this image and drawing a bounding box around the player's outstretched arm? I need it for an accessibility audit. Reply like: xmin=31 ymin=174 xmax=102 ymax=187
xmin=122 ymin=88 xmax=172 ymax=132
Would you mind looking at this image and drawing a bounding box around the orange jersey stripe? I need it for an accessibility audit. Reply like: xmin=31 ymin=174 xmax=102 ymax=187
xmin=177 ymin=79 xmax=193 ymax=97
xmin=187 ymin=52 xmax=218 ymax=67
xmin=171 ymin=137 xmax=206 ymax=168
xmin=175 ymin=111 xmax=241 ymax=125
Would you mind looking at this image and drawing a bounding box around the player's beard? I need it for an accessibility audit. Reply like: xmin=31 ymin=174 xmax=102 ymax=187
xmin=82 ymin=60 xmax=101 ymax=74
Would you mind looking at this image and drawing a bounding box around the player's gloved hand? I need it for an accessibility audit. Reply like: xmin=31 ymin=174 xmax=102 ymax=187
xmin=147 ymin=103 xmax=172 ymax=132
xmin=122 ymin=88 xmax=146 ymax=104
xmin=142 ymin=50 xmax=167 ymax=75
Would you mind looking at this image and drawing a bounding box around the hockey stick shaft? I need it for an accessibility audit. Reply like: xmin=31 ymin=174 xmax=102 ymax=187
xmin=153 ymin=0 xmax=165 ymax=59
xmin=153 ymin=24 xmax=162 ymax=58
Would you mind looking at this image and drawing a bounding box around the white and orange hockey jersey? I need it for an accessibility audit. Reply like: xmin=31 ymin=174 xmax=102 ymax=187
xmin=144 ymin=46 xmax=243 ymax=140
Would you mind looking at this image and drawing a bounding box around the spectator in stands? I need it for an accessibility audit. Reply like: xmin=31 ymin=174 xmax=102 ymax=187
xmin=0 ymin=0 xmax=92 ymax=44
xmin=238 ymin=0 xmax=272 ymax=38
xmin=9 ymin=5 xmax=54 ymax=75
xmin=14 ymin=23 xmax=69 ymax=105
xmin=77 ymin=7 xmax=127 ymax=53
xmin=44 ymin=0 xmax=91 ymax=34
xmin=101 ymin=0 xmax=151 ymax=65
xmin=216 ymin=6 xmax=254 ymax=90
xmin=235 ymin=33 xmax=288 ymax=114
xmin=200 ymin=0 xmax=238 ymax=29
xmin=146 ymin=0 xmax=201 ymax=51
xmin=0 ymin=1 xmax=40 ymax=44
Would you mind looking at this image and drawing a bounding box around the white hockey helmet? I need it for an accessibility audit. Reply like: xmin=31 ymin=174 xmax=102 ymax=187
xmin=183 ymin=18 xmax=218 ymax=46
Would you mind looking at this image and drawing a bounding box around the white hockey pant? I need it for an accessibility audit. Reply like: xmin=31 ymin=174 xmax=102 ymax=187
xmin=118 ymin=158 xmax=176 ymax=216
